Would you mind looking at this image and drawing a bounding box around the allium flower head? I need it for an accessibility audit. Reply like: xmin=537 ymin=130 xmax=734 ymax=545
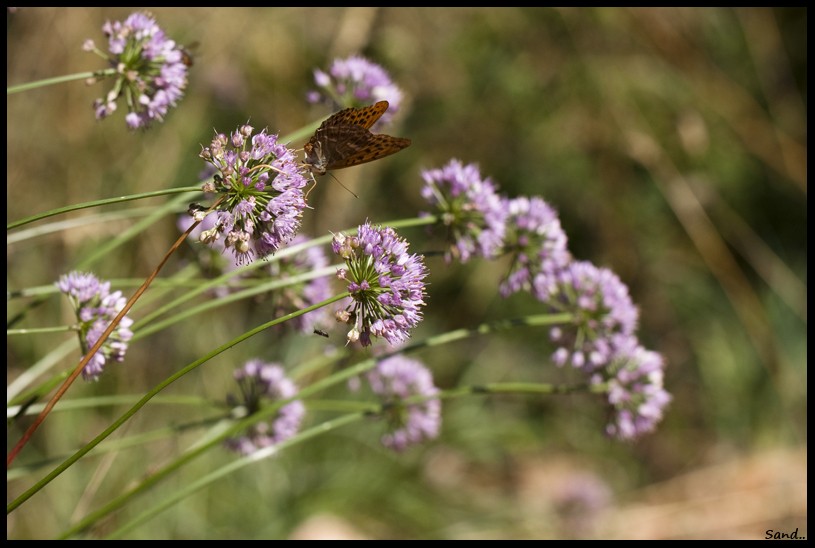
xmin=591 ymin=336 xmax=671 ymax=440
xmin=333 ymin=223 xmax=428 ymax=347
xmin=367 ymin=355 xmax=441 ymax=452
xmin=196 ymin=124 xmax=309 ymax=264
xmin=225 ymin=359 xmax=306 ymax=455
xmin=85 ymin=11 xmax=189 ymax=129
xmin=420 ymin=159 xmax=508 ymax=263
xmin=546 ymin=261 xmax=639 ymax=371
xmin=307 ymin=55 xmax=404 ymax=128
xmin=57 ymin=271 xmax=134 ymax=381
xmin=499 ymin=196 xmax=572 ymax=299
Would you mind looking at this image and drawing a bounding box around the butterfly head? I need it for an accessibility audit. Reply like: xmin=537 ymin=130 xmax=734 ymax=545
xmin=303 ymin=141 xmax=328 ymax=176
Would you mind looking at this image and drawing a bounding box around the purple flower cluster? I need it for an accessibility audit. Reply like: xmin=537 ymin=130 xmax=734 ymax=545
xmin=57 ymin=271 xmax=134 ymax=381
xmin=548 ymin=261 xmax=639 ymax=371
xmin=420 ymin=157 xmax=671 ymax=439
xmin=595 ymin=336 xmax=672 ymax=440
xmin=333 ymin=222 xmax=428 ymax=347
xmin=225 ymin=359 xmax=306 ymax=455
xmin=499 ymin=196 xmax=571 ymax=299
xmin=307 ymin=55 xmax=404 ymax=128
xmin=84 ymin=11 xmax=189 ymax=129
xmin=367 ymin=355 xmax=441 ymax=452
xmin=544 ymin=261 xmax=671 ymax=440
xmin=420 ymin=159 xmax=508 ymax=263
xmin=196 ymin=124 xmax=309 ymax=264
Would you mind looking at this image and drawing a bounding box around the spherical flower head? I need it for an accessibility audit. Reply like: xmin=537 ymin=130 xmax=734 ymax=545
xmin=420 ymin=159 xmax=508 ymax=263
xmin=225 ymin=359 xmax=306 ymax=455
xmin=86 ymin=11 xmax=189 ymax=129
xmin=499 ymin=196 xmax=572 ymax=299
xmin=591 ymin=336 xmax=671 ymax=440
xmin=57 ymin=271 xmax=134 ymax=381
xmin=367 ymin=355 xmax=441 ymax=452
xmin=195 ymin=125 xmax=309 ymax=264
xmin=332 ymin=223 xmax=428 ymax=347
xmin=307 ymin=55 xmax=404 ymax=128
xmin=546 ymin=261 xmax=639 ymax=371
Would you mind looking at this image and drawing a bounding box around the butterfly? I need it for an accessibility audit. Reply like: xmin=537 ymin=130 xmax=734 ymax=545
xmin=303 ymin=100 xmax=411 ymax=176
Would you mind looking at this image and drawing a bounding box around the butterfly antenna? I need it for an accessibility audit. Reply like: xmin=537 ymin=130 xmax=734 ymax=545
xmin=328 ymin=172 xmax=359 ymax=199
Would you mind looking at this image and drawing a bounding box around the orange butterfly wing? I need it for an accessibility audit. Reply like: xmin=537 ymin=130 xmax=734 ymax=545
xmin=304 ymin=101 xmax=410 ymax=175
xmin=322 ymin=100 xmax=390 ymax=130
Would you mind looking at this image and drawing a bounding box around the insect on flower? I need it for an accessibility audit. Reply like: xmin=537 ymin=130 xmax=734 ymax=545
xmin=303 ymin=101 xmax=411 ymax=176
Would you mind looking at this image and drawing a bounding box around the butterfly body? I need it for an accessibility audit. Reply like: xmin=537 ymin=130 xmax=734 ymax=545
xmin=303 ymin=101 xmax=410 ymax=175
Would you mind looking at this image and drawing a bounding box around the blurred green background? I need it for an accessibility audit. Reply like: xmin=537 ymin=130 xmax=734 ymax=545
xmin=7 ymin=7 xmax=806 ymax=539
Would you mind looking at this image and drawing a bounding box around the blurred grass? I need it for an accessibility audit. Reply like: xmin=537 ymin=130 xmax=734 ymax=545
xmin=7 ymin=7 xmax=806 ymax=539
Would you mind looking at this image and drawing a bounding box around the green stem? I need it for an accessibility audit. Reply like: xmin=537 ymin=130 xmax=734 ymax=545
xmin=7 ymin=187 xmax=201 ymax=230
xmin=102 ymin=413 xmax=365 ymax=540
xmin=128 ymin=226 xmax=340 ymax=327
xmin=133 ymin=265 xmax=339 ymax=338
xmin=7 ymin=69 xmax=117 ymax=95
xmin=6 ymin=292 xmax=350 ymax=515
xmin=7 ymin=326 xmax=75 ymax=336
xmin=45 ymin=310 xmax=573 ymax=536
